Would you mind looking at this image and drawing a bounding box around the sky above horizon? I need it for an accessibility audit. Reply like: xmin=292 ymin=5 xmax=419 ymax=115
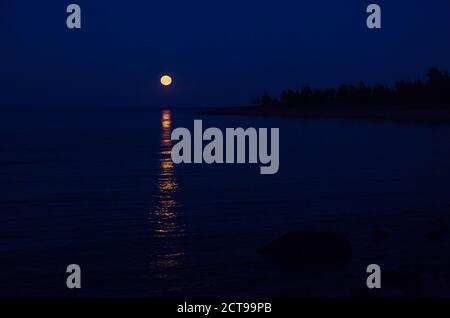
xmin=1 ymin=0 xmax=450 ymax=108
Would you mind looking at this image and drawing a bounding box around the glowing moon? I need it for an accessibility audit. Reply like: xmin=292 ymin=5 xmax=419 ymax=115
xmin=160 ymin=75 xmax=173 ymax=86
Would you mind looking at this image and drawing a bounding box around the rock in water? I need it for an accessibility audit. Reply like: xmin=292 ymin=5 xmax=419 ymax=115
xmin=258 ymin=231 xmax=352 ymax=264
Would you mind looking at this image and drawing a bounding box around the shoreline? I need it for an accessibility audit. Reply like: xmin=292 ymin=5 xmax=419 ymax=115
xmin=198 ymin=105 xmax=450 ymax=125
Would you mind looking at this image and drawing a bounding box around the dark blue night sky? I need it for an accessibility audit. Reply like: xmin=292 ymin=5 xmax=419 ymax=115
xmin=1 ymin=0 xmax=450 ymax=107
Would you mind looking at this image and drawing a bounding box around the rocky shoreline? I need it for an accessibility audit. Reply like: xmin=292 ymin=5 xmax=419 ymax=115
xmin=198 ymin=106 xmax=450 ymax=124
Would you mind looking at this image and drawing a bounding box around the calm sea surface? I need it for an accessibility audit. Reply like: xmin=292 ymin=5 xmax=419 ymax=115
xmin=1 ymin=109 xmax=450 ymax=297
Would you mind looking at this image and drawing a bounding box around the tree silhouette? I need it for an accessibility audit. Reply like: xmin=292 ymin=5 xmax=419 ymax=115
xmin=255 ymin=68 xmax=450 ymax=109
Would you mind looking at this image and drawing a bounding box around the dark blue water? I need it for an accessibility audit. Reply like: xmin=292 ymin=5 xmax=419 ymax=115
xmin=1 ymin=109 xmax=450 ymax=297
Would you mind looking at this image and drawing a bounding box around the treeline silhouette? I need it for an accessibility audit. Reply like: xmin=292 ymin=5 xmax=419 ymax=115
xmin=256 ymin=68 xmax=450 ymax=109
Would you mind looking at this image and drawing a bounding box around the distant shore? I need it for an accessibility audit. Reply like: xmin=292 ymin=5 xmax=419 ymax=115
xmin=198 ymin=105 xmax=450 ymax=124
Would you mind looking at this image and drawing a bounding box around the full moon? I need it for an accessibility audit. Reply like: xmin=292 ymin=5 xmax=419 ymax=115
xmin=160 ymin=75 xmax=173 ymax=86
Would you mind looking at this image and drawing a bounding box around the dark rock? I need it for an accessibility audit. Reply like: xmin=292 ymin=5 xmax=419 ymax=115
xmin=372 ymin=229 xmax=390 ymax=241
xmin=257 ymin=231 xmax=352 ymax=265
